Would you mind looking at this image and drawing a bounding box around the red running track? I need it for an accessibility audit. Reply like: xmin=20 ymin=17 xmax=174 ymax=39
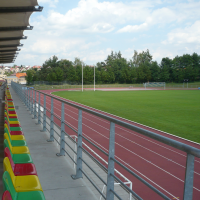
xmin=30 ymin=89 xmax=200 ymax=200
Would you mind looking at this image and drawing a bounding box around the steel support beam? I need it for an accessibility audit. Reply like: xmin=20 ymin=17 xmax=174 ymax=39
xmin=0 ymin=26 xmax=33 ymax=31
xmin=0 ymin=36 xmax=27 ymax=41
xmin=0 ymin=49 xmax=20 ymax=52
xmin=0 ymin=44 xmax=23 ymax=48
xmin=0 ymin=6 xmax=43 ymax=13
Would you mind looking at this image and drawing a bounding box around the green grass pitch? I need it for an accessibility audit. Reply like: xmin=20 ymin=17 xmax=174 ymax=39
xmin=52 ymin=90 xmax=200 ymax=143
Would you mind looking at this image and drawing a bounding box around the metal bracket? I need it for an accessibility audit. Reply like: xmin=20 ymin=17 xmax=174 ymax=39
xmin=56 ymin=153 xmax=65 ymax=157
xmin=47 ymin=139 xmax=54 ymax=142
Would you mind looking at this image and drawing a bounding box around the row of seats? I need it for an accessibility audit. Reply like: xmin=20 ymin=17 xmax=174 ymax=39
xmin=2 ymin=87 xmax=46 ymax=200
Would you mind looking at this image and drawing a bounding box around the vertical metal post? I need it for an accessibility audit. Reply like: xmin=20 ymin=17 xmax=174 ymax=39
xmin=82 ymin=65 xmax=83 ymax=92
xmin=183 ymin=154 xmax=195 ymax=200
xmin=25 ymin=88 xmax=27 ymax=106
xmin=41 ymin=95 xmax=46 ymax=132
xmin=106 ymin=122 xmax=115 ymax=200
xmin=47 ymin=98 xmax=54 ymax=142
xmin=72 ymin=109 xmax=83 ymax=179
xmin=28 ymin=89 xmax=31 ymax=111
xmin=27 ymin=89 xmax=29 ymax=106
xmin=33 ymin=91 xmax=37 ymax=119
xmin=37 ymin=92 xmax=41 ymax=124
xmin=27 ymin=88 xmax=29 ymax=107
xmin=31 ymin=89 xmax=33 ymax=114
xmin=57 ymin=103 xmax=65 ymax=156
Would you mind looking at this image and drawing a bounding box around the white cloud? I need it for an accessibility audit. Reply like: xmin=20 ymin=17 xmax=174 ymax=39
xmin=83 ymin=48 xmax=112 ymax=62
xmin=33 ymin=0 xmax=153 ymax=34
xmin=118 ymin=23 xmax=148 ymax=33
xmin=13 ymin=0 xmax=200 ymax=66
xmin=163 ymin=20 xmax=200 ymax=44
xmin=29 ymin=38 xmax=86 ymax=54
xmin=117 ymin=1 xmax=200 ymax=33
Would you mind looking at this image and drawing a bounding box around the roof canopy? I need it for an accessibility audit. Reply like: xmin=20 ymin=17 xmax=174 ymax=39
xmin=0 ymin=0 xmax=43 ymax=64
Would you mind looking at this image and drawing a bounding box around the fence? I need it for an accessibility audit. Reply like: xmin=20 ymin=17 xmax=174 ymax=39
xmin=11 ymin=81 xmax=200 ymax=200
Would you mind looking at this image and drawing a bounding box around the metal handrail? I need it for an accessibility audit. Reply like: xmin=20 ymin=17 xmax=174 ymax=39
xmin=11 ymin=82 xmax=200 ymax=200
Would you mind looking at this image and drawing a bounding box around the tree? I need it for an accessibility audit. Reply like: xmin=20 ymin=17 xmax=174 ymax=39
xmin=55 ymin=67 xmax=64 ymax=82
xmin=74 ymin=57 xmax=84 ymax=67
xmin=132 ymin=49 xmax=153 ymax=67
xmin=47 ymin=72 xmax=57 ymax=82
xmin=160 ymin=65 xmax=170 ymax=82
xmin=150 ymin=61 xmax=160 ymax=81
xmin=83 ymin=66 xmax=93 ymax=84
xmin=25 ymin=70 xmax=35 ymax=84
xmin=59 ymin=59 xmax=73 ymax=80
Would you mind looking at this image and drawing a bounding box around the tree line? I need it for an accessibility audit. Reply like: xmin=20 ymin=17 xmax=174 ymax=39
xmin=25 ymin=50 xmax=200 ymax=85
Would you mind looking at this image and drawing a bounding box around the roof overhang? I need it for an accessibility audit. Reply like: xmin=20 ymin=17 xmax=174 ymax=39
xmin=0 ymin=49 xmax=20 ymax=52
xmin=0 ymin=0 xmax=43 ymax=64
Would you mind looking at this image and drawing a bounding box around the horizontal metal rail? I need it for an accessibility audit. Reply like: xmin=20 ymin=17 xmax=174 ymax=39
xmin=38 ymin=89 xmax=200 ymax=157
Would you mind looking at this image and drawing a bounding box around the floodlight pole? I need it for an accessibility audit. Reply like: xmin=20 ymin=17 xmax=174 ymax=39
xmin=82 ymin=65 xmax=83 ymax=92
xmin=94 ymin=66 xmax=95 ymax=91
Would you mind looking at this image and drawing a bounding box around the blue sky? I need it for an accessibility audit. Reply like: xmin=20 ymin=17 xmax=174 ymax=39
xmin=15 ymin=0 xmax=200 ymax=66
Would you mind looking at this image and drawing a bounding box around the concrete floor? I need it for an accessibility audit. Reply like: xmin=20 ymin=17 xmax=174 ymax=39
xmin=9 ymin=87 xmax=98 ymax=200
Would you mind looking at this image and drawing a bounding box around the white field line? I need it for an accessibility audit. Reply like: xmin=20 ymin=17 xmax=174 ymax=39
xmin=45 ymin=99 xmax=200 ymax=192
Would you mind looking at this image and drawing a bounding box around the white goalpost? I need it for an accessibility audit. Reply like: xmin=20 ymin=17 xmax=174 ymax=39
xmin=144 ymin=82 xmax=166 ymax=90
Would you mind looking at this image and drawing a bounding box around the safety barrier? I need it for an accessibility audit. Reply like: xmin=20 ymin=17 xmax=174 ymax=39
xmin=2 ymin=85 xmax=45 ymax=200
xmin=11 ymin=81 xmax=200 ymax=200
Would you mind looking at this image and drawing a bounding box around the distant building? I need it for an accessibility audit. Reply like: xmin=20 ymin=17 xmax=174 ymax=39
xmin=16 ymin=73 xmax=27 ymax=84
xmin=4 ymin=67 xmax=10 ymax=72
xmin=5 ymin=76 xmax=18 ymax=85
xmin=32 ymin=65 xmax=42 ymax=71
xmin=0 ymin=74 xmax=7 ymax=80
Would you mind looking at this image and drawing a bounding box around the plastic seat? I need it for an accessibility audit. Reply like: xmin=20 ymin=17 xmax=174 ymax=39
xmin=4 ymin=123 xmax=22 ymax=132
xmin=4 ymin=139 xmax=30 ymax=154
xmin=2 ymin=190 xmax=12 ymax=200
xmin=4 ymin=147 xmax=33 ymax=164
xmin=4 ymin=154 xmax=37 ymax=176
xmin=5 ymin=127 xmax=24 ymax=136
xmin=2 ymin=171 xmax=45 ymax=200
xmin=4 ymin=110 xmax=17 ymax=117
xmin=3 ymin=158 xmax=43 ymax=192
xmin=4 ymin=115 xmax=20 ymax=123
xmin=2 ymin=183 xmax=45 ymax=200
xmin=4 ymin=127 xmax=24 ymax=137
xmin=5 ymin=120 xmax=20 ymax=127
xmin=4 ymin=133 xmax=27 ymax=147
xmin=5 ymin=129 xmax=25 ymax=141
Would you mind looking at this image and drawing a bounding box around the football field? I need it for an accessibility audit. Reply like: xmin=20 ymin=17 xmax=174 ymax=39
xmin=52 ymin=90 xmax=200 ymax=143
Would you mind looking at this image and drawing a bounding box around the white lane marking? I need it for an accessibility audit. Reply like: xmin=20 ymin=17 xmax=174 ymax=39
xmin=50 ymin=92 xmax=200 ymax=146
xmin=82 ymin=123 xmax=200 ymax=192
xmin=44 ymin=94 xmax=200 ymax=189
xmin=80 ymin=133 xmax=180 ymax=199
xmin=45 ymin=98 xmax=200 ymax=178
xmin=42 ymin=93 xmax=200 ymax=195
xmin=47 ymin=98 xmax=200 ymax=172
xmin=54 ymin=95 xmax=200 ymax=164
